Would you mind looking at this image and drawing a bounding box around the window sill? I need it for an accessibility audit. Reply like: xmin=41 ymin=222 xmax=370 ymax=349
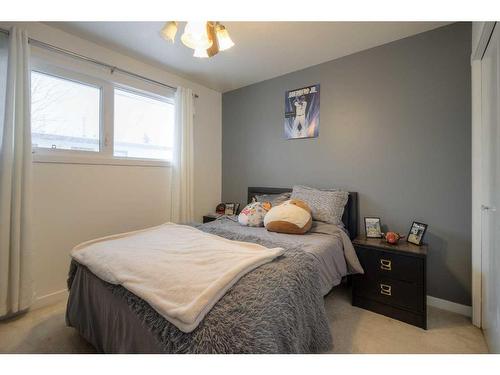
xmin=32 ymin=152 xmax=171 ymax=168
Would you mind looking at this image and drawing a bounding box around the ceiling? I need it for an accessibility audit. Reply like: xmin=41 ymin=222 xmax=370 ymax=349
xmin=46 ymin=22 xmax=451 ymax=93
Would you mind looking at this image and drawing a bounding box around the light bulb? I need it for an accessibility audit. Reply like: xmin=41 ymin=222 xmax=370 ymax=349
xmin=193 ymin=48 xmax=209 ymax=58
xmin=181 ymin=22 xmax=213 ymax=50
xmin=216 ymin=24 xmax=234 ymax=51
xmin=160 ymin=21 xmax=178 ymax=42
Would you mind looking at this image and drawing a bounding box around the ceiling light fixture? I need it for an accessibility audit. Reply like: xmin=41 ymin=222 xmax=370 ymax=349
xmin=215 ymin=24 xmax=234 ymax=51
xmin=159 ymin=21 xmax=178 ymax=43
xmin=181 ymin=21 xmax=213 ymax=50
xmin=193 ymin=48 xmax=209 ymax=58
xmin=160 ymin=21 xmax=235 ymax=58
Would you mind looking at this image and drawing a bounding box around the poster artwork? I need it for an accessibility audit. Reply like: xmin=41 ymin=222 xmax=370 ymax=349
xmin=284 ymin=84 xmax=320 ymax=139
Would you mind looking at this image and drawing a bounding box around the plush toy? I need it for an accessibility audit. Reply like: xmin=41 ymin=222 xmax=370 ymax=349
xmin=264 ymin=199 xmax=312 ymax=234
xmin=238 ymin=201 xmax=272 ymax=227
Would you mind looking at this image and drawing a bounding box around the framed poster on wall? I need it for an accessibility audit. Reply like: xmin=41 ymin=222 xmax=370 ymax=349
xmin=284 ymin=84 xmax=320 ymax=139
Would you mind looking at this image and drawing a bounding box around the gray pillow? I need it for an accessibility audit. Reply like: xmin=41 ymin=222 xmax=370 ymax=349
xmin=291 ymin=185 xmax=348 ymax=225
xmin=254 ymin=192 xmax=291 ymax=207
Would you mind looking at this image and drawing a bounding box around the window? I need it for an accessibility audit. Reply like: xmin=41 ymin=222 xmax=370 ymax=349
xmin=114 ymin=88 xmax=174 ymax=160
xmin=31 ymin=71 xmax=101 ymax=152
xmin=30 ymin=59 xmax=175 ymax=166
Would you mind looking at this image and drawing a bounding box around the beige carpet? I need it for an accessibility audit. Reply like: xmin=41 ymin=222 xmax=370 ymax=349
xmin=0 ymin=286 xmax=488 ymax=354
xmin=326 ymin=287 xmax=488 ymax=353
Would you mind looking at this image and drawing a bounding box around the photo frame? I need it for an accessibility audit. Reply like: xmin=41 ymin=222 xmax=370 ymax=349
xmin=216 ymin=202 xmax=240 ymax=216
xmin=225 ymin=203 xmax=236 ymax=215
xmin=234 ymin=203 xmax=241 ymax=215
xmin=407 ymin=221 xmax=428 ymax=246
xmin=364 ymin=217 xmax=382 ymax=238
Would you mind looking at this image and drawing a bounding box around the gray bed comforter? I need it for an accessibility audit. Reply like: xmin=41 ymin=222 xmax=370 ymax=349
xmin=66 ymin=218 xmax=334 ymax=353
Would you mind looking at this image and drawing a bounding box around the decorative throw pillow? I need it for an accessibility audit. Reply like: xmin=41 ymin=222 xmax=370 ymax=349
xmin=264 ymin=199 xmax=312 ymax=235
xmin=291 ymin=185 xmax=348 ymax=225
xmin=238 ymin=201 xmax=272 ymax=227
xmin=254 ymin=192 xmax=291 ymax=207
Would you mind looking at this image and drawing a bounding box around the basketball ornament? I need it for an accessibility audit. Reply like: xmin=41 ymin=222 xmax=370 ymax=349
xmin=216 ymin=203 xmax=226 ymax=215
xmin=383 ymin=232 xmax=405 ymax=245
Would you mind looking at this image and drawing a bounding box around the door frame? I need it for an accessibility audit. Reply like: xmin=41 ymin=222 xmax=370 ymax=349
xmin=471 ymin=21 xmax=496 ymax=328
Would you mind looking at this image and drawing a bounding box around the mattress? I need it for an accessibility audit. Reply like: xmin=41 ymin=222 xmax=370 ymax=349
xmin=200 ymin=218 xmax=357 ymax=295
xmin=66 ymin=218 xmax=361 ymax=353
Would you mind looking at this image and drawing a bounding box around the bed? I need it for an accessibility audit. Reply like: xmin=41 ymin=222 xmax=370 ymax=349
xmin=66 ymin=187 xmax=361 ymax=353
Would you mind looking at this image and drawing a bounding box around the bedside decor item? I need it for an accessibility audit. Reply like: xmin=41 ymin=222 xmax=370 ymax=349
xmin=225 ymin=203 xmax=235 ymax=215
xmin=407 ymin=221 xmax=428 ymax=246
xmin=264 ymin=199 xmax=312 ymax=235
xmin=383 ymin=231 xmax=405 ymax=245
xmin=364 ymin=217 xmax=382 ymax=238
xmin=215 ymin=203 xmax=226 ymax=215
xmin=284 ymin=84 xmax=320 ymax=139
xmin=352 ymin=237 xmax=428 ymax=329
xmin=238 ymin=201 xmax=272 ymax=227
xmin=215 ymin=202 xmax=240 ymax=216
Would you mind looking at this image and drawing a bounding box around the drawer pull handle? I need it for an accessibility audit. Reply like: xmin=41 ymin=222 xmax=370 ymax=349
xmin=380 ymin=259 xmax=392 ymax=271
xmin=380 ymin=283 xmax=392 ymax=296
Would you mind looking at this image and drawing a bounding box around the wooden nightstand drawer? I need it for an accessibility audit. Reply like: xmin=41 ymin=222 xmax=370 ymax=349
xmin=353 ymin=276 xmax=424 ymax=313
xmin=355 ymin=246 xmax=424 ymax=284
xmin=352 ymin=237 xmax=428 ymax=329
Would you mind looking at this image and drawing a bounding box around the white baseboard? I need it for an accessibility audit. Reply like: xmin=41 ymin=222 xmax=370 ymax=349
xmin=427 ymin=295 xmax=472 ymax=317
xmin=28 ymin=290 xmax=471 ymax=318
xmin=31 ymin=289 xmax=68 ymax=311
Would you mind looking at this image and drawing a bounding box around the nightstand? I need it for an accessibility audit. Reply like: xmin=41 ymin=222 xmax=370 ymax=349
xmin=351 ymin=237 xmax=428 ymax=329
xmin=203 ymin=214 xmax=221 ymax=223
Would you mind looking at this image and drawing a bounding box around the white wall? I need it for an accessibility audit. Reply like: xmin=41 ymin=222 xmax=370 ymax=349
xmin=470 ymin=21 xmax=496 ymax=330
xmin=471 ymin=22 xmax=483 ymax=328
xmin=472 ymin=22 xmax=487 ymax=55
xmin=0 ymin=22 xmax=222 ymax=306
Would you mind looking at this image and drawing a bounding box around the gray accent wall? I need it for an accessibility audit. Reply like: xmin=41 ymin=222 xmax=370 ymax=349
xmin=222 ymin=23 xmax=472 ymax=305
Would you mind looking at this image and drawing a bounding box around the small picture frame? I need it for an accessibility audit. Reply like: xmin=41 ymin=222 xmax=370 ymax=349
xmin=225 ymin=203 xmax=236 ymax=215
xmin=407 ymin=221 xmax=428 ymax=246
xmin=364 ymin=217 xmax=382 ymax=238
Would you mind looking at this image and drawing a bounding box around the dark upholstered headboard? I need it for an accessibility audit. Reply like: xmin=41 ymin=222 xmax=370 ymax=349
xmin=247 ymin=187 xmax=359 ymax=240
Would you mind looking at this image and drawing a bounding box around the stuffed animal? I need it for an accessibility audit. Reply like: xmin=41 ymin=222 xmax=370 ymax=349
xmin=238 ymin=201 xmax=272 ymax=227
xmin=264 ymin=199 xmax=312 ymax=234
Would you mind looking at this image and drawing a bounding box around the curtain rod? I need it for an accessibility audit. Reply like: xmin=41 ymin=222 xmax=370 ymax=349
xmin=0 ymin=27 xmax=199 ymax=98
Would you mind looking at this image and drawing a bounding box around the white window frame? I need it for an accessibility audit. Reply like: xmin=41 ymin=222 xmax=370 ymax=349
xmin=30 ymin=51 xmax=174 ymax=168
xmin=112 ymin=84 xmax=175 ymax=163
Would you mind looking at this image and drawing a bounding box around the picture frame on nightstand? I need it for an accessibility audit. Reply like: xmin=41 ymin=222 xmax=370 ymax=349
xmin=407 ymin=221 xmax=428 ymax=246
xmin=364 ymin=217 xmax=382 ymax=238
xmin=215 ymin=202 xmax=240 ymax=216
xmin=225 ymin=203 xmax=235 ymax=215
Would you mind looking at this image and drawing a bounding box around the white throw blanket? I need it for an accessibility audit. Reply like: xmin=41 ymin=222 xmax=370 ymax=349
xmin=71 ymin=223 xmax=284 ymax=333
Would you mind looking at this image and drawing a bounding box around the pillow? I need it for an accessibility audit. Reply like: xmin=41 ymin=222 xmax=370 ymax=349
xmin=264 ymin=199 xmax=312 ymax=234
xmin=254 ymin=192 xmax=291 ymax=207
xmin=291 ymin=185 xmax=348 ymax=225
xmin=238 ymin=201 xmax=272 ymax=227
